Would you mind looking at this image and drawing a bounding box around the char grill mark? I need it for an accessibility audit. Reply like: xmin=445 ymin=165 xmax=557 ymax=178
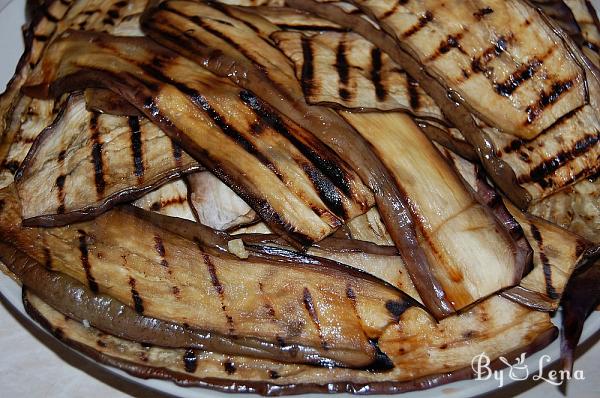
xmin=302 ymin=287 xmax=328 ymax=350
xmin=380 ymin=0 xmax=410 ymax=20
xmin=529 ymin=224 xmax=559 ymax=300
xmin=474 ymin=7 xmax=494 ymax=20
xmin=128 ymin=277 xmax=145 ymax=314
xmin=526 ymin=80 xmax=576 ymax=124
xmin=370 ymin=47 xmax=386 ymax=101
xmin=154 ymin=235 xmax=169 ymax=269
xmin=301 ymin=35 xmax=315 ymax=98
xmin=401 ymin=10 xmax=433 ymax=39
xmin=128 ymin=116 xmax=145 ymax=179
xmin=78 ymin=229 xmax=98 ymax=293
xmin=335 ymin=38 xmax=351 ymax=101
xmin=183 ymin=349 xmax=198 ymax=373
xmin=494 ymin=59 xmax=543 ymax=97
xmin=89 ymin=113 xmax=106 ymax=197
xmin=203 ymin=254 xmax=235 ymax=335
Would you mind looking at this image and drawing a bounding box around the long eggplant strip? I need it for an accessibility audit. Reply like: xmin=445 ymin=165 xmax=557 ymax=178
xmin=23 ymin=289 xmax=557 ymax=395
xmin=442 ymin=148 xmax=599 ymax=310
xmin=143 ymin=0 xmax=476 ymax=319
xmin=530 ymin=176 xmax=600 ymax=243
xmin=271 ymin=30 xmax=443 ymax=118
xmin=0 ymin=186 xmax=415 ymax=368
xmin=15 ymin=94 xmax=202 ymax=226
xmin=0 ymin=242 xmax=357 ymax=367
xmin=340 ymin=111 xmax=525 ymax=310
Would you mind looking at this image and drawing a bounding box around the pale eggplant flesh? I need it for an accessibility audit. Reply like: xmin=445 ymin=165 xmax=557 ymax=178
xmin=23 ymin=31 xmax=375 ymax=246
xmin=0 ymin=241 xmax=374 ymax=367
xmin=15 ymin=93 xmax=202 ymax=227
xmin=140 ymin=0 xmax=529 ymax=319
xmin=22 ymin=287 xmax=558 ymax=395
xmin=0 ymin=185 xmax=414 ymax=369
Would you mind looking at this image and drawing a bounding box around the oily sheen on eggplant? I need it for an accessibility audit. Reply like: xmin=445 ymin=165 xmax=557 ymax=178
xmin=15 ymin=94 xmax=202 ymax=226
xmin=0 ymin=185 xmax=414 ymax=369
xmin=23 ymin=31 xmax=375 ymax=246
xmin=141 ymin=0 xmax=529 ymax=319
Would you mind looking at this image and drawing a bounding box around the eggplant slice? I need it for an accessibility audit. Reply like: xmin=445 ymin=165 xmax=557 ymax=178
xmin=23 ymin=31 xmax=375 ymax=246
xmin=22 ymin=287 xmax=557 ymax=395
xmin=0 ymin=185 xmax=413 ymax=369
xmin=15 ymin=94 xmax=202 ymax=226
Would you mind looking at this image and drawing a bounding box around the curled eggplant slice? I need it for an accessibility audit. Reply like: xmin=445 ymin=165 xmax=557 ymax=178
xmin=0 ymin=242 xmax=361 ymax=367
xmin=0 ymin=185 xmax=414 ymax=369
xmin=22 ymin=288 xmax=557 ymax=395
xmin=15 ymin=94 xmax=201 ymax=226
xmin=23 ymin=31 xmax=375 ymax=246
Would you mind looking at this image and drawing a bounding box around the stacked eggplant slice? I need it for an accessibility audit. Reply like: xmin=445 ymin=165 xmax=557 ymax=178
xmin=0 ymin=0 xmax=599 ymax=395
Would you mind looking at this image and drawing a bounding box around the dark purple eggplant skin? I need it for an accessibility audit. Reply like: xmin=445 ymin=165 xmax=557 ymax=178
xmin=560 ymin=260 xmax=600 ymax=373
xmin=23 ymin=288 xmax=558 ymax=396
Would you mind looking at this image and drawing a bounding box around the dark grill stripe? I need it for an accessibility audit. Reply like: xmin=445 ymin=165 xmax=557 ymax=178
xmin=335 ymin=38 xmax=352 ymax=101
xmin=128 ymin=277 xmax=145 ymax=314
xmin=401 ymin=10 xmax=433 ymax=39
xmin=203 ymin=254 xmax=235 ymax=334
xmin=302 ymin=287 xmax=328 ymax=350
xmin=128 ymin=116 xmax=145 ymax=178
xmin=78 ymin=230 xmax=98 ymax=293
xmin=301 ymin=35 xmax=315 ymax=98
xmin=526 ymin=80 xmax=575 ymax=124
xmin=471 ymin=35 xmax=512 ymax=74
xmin=171 ymin=140 xmax=183 ymax=167
xmin=183 ymin=349 xmax=198 ymax=373
xmin=428 ymin=33 xmax=465 ymax=62
xmin=520 ymin=132 xmax=600 ymax=185
xmin=370 ymin=48 xmax=386 ymax=101
xmin=385 ymin=299 xmax=411 ymax=322
xmin=223 ymin=359 xmax=236 ymax=374
xmin=380 ymin=0 xmax=409 ymax=20
xmin=55 ymin=174 xmax=66 ymax=214
xmin=529 ymin=224 xmax=559 ymax=300
xmin=154 ymin=235 xmax=169 ymax=268
xmin=494 ymin=59 xmax=542 ymax=97
xmin=89 ymin=113 xmax=106 ymax=196
xmin=407 ymin=75 xmax=420 ymax=110
xmin=474 ymin=7 xmax=494 ymax=20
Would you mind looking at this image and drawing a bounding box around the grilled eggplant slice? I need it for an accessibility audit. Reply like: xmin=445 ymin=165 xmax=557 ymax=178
xmin=22 ymin=288 xmax=557 ymax=395
xmin=23 ymin=31 xmax=374 ymax=245
xmin=15 ymin=94 xmax=201 ymax=226
xmin=565 ymin=0 xmax=600 ymax=64
xmin=0 ymin=242 xmax=366 ymax=367
xmin=0 ymin=185 xmax=414 ymax=369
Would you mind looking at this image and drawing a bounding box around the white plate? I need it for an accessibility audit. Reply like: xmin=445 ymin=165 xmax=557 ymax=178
xmin=0 ymin=1 xmax=598 ymax=397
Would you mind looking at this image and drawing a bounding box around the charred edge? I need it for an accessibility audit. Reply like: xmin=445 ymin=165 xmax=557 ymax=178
xmin=385 ymin=299 xmax=411 ymax=322
xmin=471 ymin=35 xmax=511 ymax=74
xmin=128 ymin=116 xmax=145 ymax=178
xmin=89 ymin=113 xmax=106 ymax=196
xmin=529 ymin=224 xmax=559 ymax=300
xmin=407 ymin=75 xmax=420 ymax=110
xmin=203 ymin=254 xmax=235 ymax=334
xmin=301 ymin=163 xmax=346 ymax=219
xmin=302 ymin=287 xmax=328 ymax=350
xmin=238 ymin=90 xmax=353 ymax=198
xmin=522 ymin=132 xmax=600 ymax=186
xmin=223 ymin=359 xmax=236 ymax=375
xmin=78 ymin=230 xmax=98 ymax=293
xmin=128 ymin=277 xmax=145 ymax=314
xmin=370 ymin=47 xmax=386 ymax=101
xmin=526 ymin=80 xmax=575 ymax=124
xmin=4 ymin=161 xmax=20 ymax=175
xmin=56 ymin=174 xmax=66 ymax=214
xmin=301 ymin=35 xmax=315 ymax=98
xmin=494 ymin=59 xmax=542 ymax=97
xmin=474 ymin=7 xmax=494 ymax=20
xmin=183 ymin=349 xmax=198 ymax=373
xmin=402 ymin=10 xmax=433 ymax=39
xmin=154 ymin=235 xmax=168 ymax=268
xmin=335 ymin=38 xmax=352 ymax=101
